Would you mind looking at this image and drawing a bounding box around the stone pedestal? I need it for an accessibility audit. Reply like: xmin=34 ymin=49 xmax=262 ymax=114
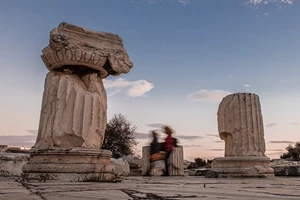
xmin=208 ymin=157 xmax=274 ymax=178
xmin=22 ymin=148 xmax=115 ymax=182
xmin=142 ymin=146 xmax=184 ymax=176
xmin=207 ymin=93 xmax=274 ymax=178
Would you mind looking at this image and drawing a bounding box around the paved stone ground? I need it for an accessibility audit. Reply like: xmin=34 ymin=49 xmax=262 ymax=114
xmin=1 ymin=176 xmax=300 ymax=200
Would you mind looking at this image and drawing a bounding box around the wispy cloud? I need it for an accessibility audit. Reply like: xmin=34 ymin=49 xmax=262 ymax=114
xmin=247 ymin=0 xmax=294 ymax=6
xmin=266 ymin=149 xmax=284 ymax=152
xmin=243 ymin=84 xmax=251 ymax=92
xmin=175 ymin=0 xmax=191 ymax=5
xmin=266 ymin=123 xmax=278 ymax=127
xmin=0 ymin=135 xmax=36 ymax=148
xmin=290 ymin=122 xmax=300 ymax=125
xmin=177 ymin=135 xmax=203 ymax=140
xmin=187 ymin=89 xmax=231 ymax=102
xmin=206 ymin=134 xmax=219 ymax=138
xmin=146 ymin=123 xmax=165 ymax=128
xmin=266 ymin=152 xmax=283 ymax=156
xmin=134 ymin=131 xmax=203 ymax=141
xmin=25 ymin=130 xmax=38 ymax=135
xmin=104 ymin=78 xmax=154 ymax=98
xmin=184 ymin=144 xmax=202 ymax=148
xmin=209 ymin=149 xmax=224 ymax=151
xmin=134 ymin=132 xmax=151 ymax=139
xmin=269 ymin=140 xmax=294 ymax=144
xmin=147 ymin=0 xmax=191 ymax=5
xmin=148 ymin=0 xmax=156 ymax=4
xmin=214 ymin=140 xmax=224 ymax=143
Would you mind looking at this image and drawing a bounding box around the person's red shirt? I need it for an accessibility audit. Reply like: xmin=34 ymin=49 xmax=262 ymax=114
xmin=165 ymin=134 xmax=175 ymax=151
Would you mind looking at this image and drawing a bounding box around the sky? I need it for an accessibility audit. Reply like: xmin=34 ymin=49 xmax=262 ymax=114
xmin=0 ymin=0 xmax=299 ymax=161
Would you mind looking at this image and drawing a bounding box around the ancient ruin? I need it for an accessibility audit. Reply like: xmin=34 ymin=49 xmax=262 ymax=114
xmin=22 ymin=22 xmax=133 ymax=181
xmin=207 ymin=93 xmax=274 ymax=178
xmin=142 ymin=146 xmax=184 ymax=176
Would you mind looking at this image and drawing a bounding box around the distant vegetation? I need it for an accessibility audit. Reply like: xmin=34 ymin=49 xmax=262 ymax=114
xmin=187 ymin=158 xmax=213 ymax=169
xmin=102 ymin=114 xmax=138 ymax=158
xmin=280 ymin=142 xmax=300 ymax=161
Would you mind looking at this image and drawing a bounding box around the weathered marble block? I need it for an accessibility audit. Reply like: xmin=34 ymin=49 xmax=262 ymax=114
xmin=22 ymin=148 xmax=115 ymax=182
xmin=41 ymin=22 xmax=133 ymax=78
xmin=142 ymin=146 xmax=184 ymax=176
xmin=0 ymin=153 xmax=29 ymax=177
xmin=207 ymin=93 xmax=274 ymax=178
xmin=34 ymin=72 xmax=107 ymax=149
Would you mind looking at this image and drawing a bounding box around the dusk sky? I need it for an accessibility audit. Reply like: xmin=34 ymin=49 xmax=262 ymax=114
xmin=0 ymin=0 xmax=299 ymax=161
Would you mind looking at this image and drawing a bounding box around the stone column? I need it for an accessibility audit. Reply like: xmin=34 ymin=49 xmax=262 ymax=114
xmin=22 ymin=22 xmax=133 ymax=182
xmin=218 ymin=93 xmax=266 ymax=157
xmin=142 ymin=146 xmax=184 ymax=176
xmin=207 ymin=93 xmax=274 ymax=178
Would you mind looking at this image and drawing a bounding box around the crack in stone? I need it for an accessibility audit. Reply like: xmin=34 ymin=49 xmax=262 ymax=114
xmin=120 ymin=189 xmax=198 ymax=200
xmin=19 ymin=180 xmax=46 ymax=200
xmin=237 ymin=190 xmax=300 ymax=197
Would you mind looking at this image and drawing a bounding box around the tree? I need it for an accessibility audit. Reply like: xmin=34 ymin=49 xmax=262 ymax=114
xmin=194 ymin=158 xmax=207 ymax=168
xmin=102 ymin=114 xmax=138 ymax=158
xmin=280 ymin=142 xmax=300 ymax=161
xmin=280 ymin=153 xmax=291 ymax=159
xmin=187 ymin=158 xmax=211 ymax=169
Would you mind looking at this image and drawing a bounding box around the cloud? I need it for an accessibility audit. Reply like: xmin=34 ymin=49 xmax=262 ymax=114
xmin=214 ymin=140 xmax=224 ymax=143
xmin=184 ymin=144 xmax=202 ymax=148
xmin=25 ymin=130 xmax=38 ymax=135
xmin=177 ymin=135 xmax=203 ymax=140
xmin=243 ymin=84 xmax=251 ymax=92
xmin=269 ymin=141 xmax=293 ymax=144
xmin=175 ymin=0 xmax=191 ymax=5
xmin=247 ymin=0 xmax=293 ymax=6
xmin=136 ymin=130 xmax=203 ymax=141
xmin=187 ymin=89 xmax=231 ymax=102
xmin=148 ymin=0 xmax=156 ymax=4
xmin=266 ymin=123 xmax=277 ymax=127
xmin=266 ymin=149 xmax=284 ymax=152
xmin=0 ymin=135 xmax=36 ymax=148
xmin=209 ymin=149 xmax=224 ymax=151
xmin=134 ymin=132 xmax=151 ymax=139
xmin=107 ymin=89 xmax=121 ymax=97
xmin=148 ymin=0 xmax=191 ymax=5
xmin=104 ymin=78 xmax=154 ymax=98
xmin=146 ymin=123 xmax=165 ymax=128
xmin=206 ymin=134 xmax=219 ymax=138
xmin=290 ymin=122 xmax=300 ymax=125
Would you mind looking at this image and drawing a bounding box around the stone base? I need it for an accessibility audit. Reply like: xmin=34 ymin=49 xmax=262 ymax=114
xmin=22 ymin=148 xmax=116 ymax=182
xmin=206 ymin=156 xmax=274 ymax=178
xmin=0 ymin=153 xmax=29 ymax=177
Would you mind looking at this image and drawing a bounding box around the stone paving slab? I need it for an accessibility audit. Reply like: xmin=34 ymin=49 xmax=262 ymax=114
xmin=0 ymin=177 xmax=41 ymax=200
xmin=1 ymin=176 xmax=300 ymax=199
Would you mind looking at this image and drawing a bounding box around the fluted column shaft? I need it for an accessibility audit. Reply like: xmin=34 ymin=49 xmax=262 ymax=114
xmin=218 ymin=93 xmax=266 ymax=157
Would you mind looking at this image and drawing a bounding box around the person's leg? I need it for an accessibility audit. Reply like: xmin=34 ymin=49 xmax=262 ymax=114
xmin=144 ymin=158 xmax=152 ymax=176
xmin=164 ymin=151 xmax=171 ymax=176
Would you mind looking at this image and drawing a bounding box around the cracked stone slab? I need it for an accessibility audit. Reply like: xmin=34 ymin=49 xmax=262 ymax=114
xmin=2 ymin=176 xmax=300 ymax=200
xmin=0 ymin=177 xmax=41 ymax=200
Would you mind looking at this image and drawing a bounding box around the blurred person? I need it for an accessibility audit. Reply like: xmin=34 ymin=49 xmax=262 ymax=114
xmin=162 ymin=126 xmax=177 ymax=176
xmin=144 ymin=131 xmax=159 ymax=176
